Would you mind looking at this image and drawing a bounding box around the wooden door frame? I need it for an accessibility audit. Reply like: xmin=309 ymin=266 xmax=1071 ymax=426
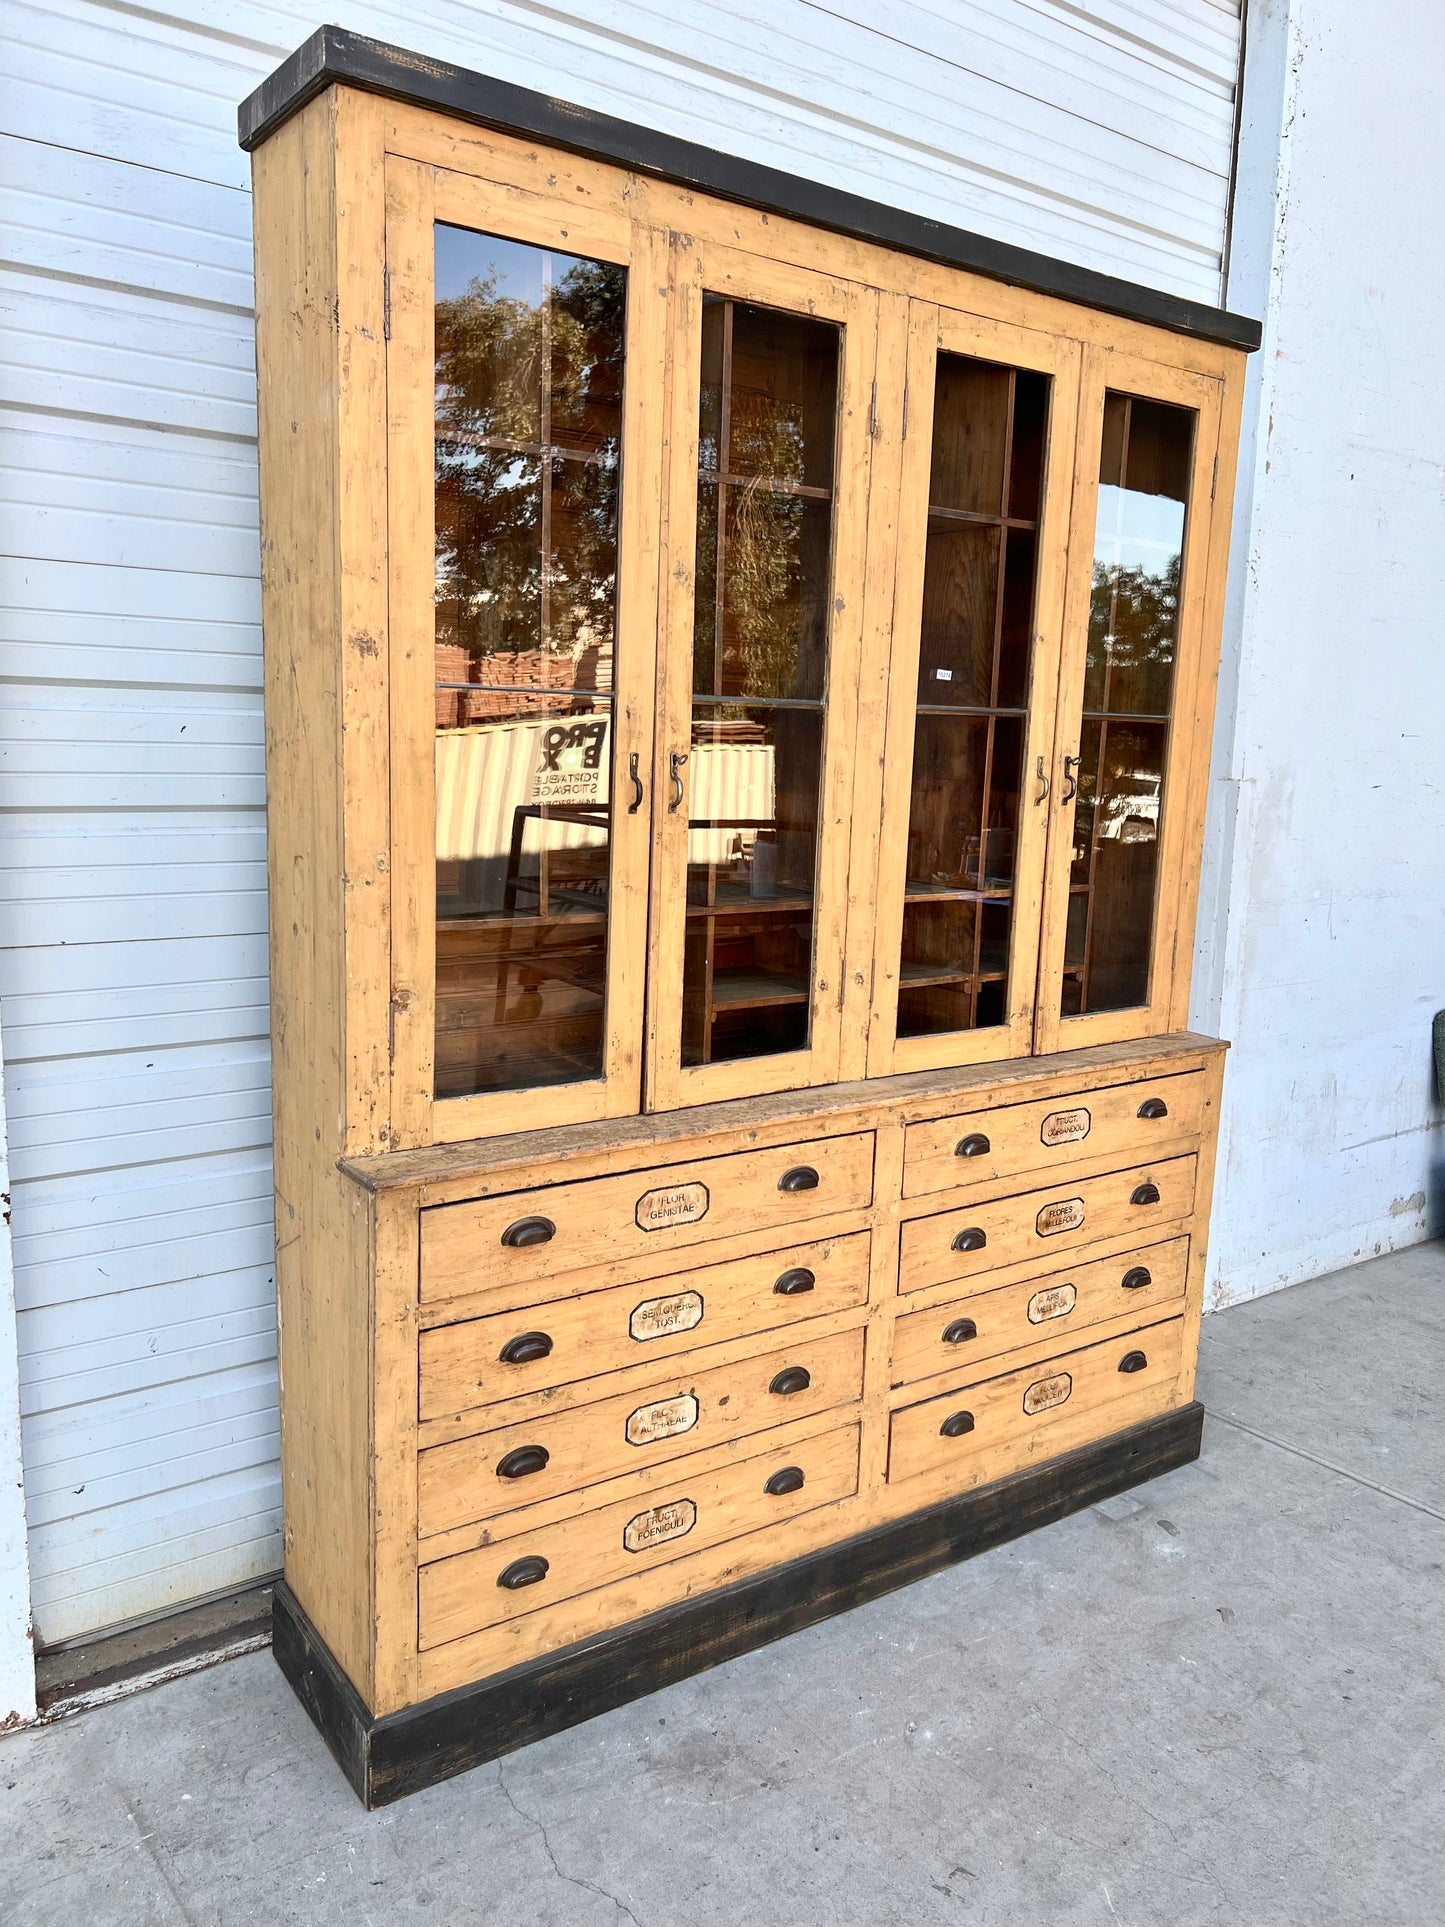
xmin=644 ymin=237 xmax=882 ymax=1114
xmin=1033 ymin=346 xmax=1226 ymax=1057
xmin=864 ymin=304 xmax=1083 ymax=1079
xmin=384 ymin=154 xmax=665 ymax=1148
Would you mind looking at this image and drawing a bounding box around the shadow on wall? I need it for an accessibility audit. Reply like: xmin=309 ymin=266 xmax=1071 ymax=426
xmin=1429 ymin=1012 xmax=1445 ymax=1238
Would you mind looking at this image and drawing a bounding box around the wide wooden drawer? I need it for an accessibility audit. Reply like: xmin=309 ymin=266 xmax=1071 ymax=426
xmin=419 ymin=1420 xmax=861 ymax=1650
xmin=421 ymin=1132 xmax=875 ymax=1304
xmin=418 ymin=1326 xmax=866 ymax=1537
xmin=897 ymin=1156 xmax=1197 ymax=1296
xmin=887 ymin=1316 xmax=1186 ymax=1485
xmin=891 ymin=1236 xmax=1189 ymax=1386
xmin=903 ymin=1071 xmax=1206 ymax=1199
xmin=420 ymin=1232 xmax=870 ymax=1422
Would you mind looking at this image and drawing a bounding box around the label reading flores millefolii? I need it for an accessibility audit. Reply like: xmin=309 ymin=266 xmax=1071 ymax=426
xmin=629 ymin=1290 xmax=704 ymax=1342
xmin=1040 ymin=1106 xmax=1091 ymax=1147
xmin=623 ymin=1497 xmax=697 ymax=1554
xmin=625 ymin=1392 xmax=700 ymax=1446
xmin=1027 ymin=1281 xmax=1078 ymax=1324
xmin=635 ymin=1181 xmax=710 ymax=1231
xmin=1023 ymin=1371 xmax=1073 ymax=1416
xmin=1036 ymin=1197 xmax=1086 ymax=1236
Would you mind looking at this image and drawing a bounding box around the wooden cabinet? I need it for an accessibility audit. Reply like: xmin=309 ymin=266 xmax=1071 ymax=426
xmin=243 ymin=31 xmax=1254 ymax=1805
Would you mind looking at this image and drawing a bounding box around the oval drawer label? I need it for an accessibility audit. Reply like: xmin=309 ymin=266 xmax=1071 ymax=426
xmin=629 ymin=1290 xmax=704 ymax=1342
xmin=623 ymin=1497 xmax=697 ymax=1553
xmin=1027 ymin=1281 xmax=1078 ymax=1324
xmin=636 ymin=1181 xmax=710 ymax=1231
xmin=1036 ymin=1197 xmax=1085 ymax=1236
xmin=1023 ymin=1371 xmax=1073 ymax=1415
xmin=1041 ymin=1106 xmax=1091 ymax=1146
xmin=626 ymin=1392 xmax=699 ymax=1446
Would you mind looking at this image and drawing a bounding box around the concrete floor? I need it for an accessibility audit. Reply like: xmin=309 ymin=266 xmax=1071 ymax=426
xmin=3 ymin=1244 xmax=1442 ymax=1927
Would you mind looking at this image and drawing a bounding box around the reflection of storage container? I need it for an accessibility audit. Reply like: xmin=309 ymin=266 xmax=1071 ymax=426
xmin=246 ymin=31 xmax=1251 ymax=1807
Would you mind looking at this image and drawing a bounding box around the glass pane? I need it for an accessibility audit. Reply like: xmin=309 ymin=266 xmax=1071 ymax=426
xmin=1065 ymin=393 xmax=1194 ymax=1019
xmin=433 ymin=223 xmax=626 ymax=1097
xmin=682 ymin=297 xmax=839 ymax=1068
xmin=894 ymin=352 xmax=1048 ymax=1041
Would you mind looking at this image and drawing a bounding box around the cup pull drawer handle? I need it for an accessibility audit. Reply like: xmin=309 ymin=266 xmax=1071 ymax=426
xmin=1130 ymin=1182 xmax=1161 ymax=1206
xmin=773 ymin=1267 xmax=816 ymax=1296
xmin=497 ymin=1555 xmax=549 ymax=1591
xmin=954 ymin=1133 xmax=991 ymax=1159
xmin=942 ymin=1318 xmax=978 ymax=1345
xmin=1118 ymin=1351 xmax=1148 ymax=1374
xmin=501 ymin=1215 xmax=556 ymax=1249
xmin=1137 ymin=1097 xmax=1168 ymax=1119
xmin=778 ymin=1166 xmax=820 ymax=1193
xmin=940 ymin=1409 xmax=976 ymax=1438
xmin=1120 ymin=1266 xmax=1153 ymax=1291
xmin=769 ymin=1366 xmax=812 ymax=1397
xmin=765 ymin=1466 xmax=805 ymax=1496
xmin=951 ymin=1226 xmax=988 ymax=1253
xmin=496 ymin=1445 xmax=550 ymax=1480
xmin=498 ymin=1331 xmax=553 ymax=1366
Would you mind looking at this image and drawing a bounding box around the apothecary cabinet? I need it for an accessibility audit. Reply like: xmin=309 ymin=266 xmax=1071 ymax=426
xmin=245 ymin=30 xmax=1253 ymax=1805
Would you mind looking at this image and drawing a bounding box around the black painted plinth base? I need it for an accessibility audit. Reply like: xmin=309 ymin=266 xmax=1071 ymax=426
xmin=273 ymin=1400 xmax=1204 ymax=1807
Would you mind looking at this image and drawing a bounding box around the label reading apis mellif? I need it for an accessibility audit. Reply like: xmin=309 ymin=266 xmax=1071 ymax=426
xmin=629 ymin=1290 xmax=704 ymax=1342
xmin=623 ymin=1497 xmax=697 ymax=1553
xmin=1036 ymin=1197 xmax=1086 ymax=1236
xmin=1027 ymin=1281 xmax=1078 ymax=1324
xmin=635 ymin=1181 xmax=710 ymax=1232
xmin=1023 ymin=1371 xmax=1073 ymax=1416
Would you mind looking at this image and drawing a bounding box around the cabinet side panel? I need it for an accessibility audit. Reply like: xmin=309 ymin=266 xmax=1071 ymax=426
xmin=253 ymin=96 xmax=374 ymax=1701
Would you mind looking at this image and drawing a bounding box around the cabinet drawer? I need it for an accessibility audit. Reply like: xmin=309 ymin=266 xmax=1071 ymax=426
xmin=891 ymin=1236 xmax=1189 ymax=1386
xmin=421 ymin=1132 xmax=875 ymax=1304
xmin=419 ymin=1326 xmax=866 ymax=1538
xmin=419 ymin=1420 xmax=861 ymax=1650
xmin=903 ymin=1071 xmax=1205 ymax=1199
xmin=887 ymin=1317 xmax=1185 ymax=1486
xmin=420 ymin=1232 xmax=870 ymax=1422
xmin=898 ymin=1156 xmax=1196 ymax=1296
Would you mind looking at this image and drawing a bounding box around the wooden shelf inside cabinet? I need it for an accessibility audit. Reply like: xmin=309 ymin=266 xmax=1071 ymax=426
xmin=709 ymin=968 xmax=811 ymax=1012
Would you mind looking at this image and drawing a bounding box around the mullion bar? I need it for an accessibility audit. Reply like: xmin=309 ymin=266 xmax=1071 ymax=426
xmin=439 ymin=432 xmax=606 ymax=467
xmin=713 ymin=300 xmax=733 ymax=703
xmin=697 ymin=470 xmax=832 ymax=502
xmin=539 ymin=252 xmax=553 ymax=658
xmin=434 ymin=683 xmax=615 ymax=697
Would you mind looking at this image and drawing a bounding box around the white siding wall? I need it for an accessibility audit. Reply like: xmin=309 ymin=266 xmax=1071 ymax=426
xmin=0 ymin=0 xmax=1243 ymax=1645
xmin=1192 ymin=0 xmax=1445 ymax=1300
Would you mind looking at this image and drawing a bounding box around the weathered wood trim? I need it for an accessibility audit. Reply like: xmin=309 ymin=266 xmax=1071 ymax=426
xmin=238 ymin=26 xmax=1261 ymax=354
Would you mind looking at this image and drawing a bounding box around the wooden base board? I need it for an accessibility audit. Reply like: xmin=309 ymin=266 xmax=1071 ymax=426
xmin=273 ymin=1400 xmax=1203 ymax=1807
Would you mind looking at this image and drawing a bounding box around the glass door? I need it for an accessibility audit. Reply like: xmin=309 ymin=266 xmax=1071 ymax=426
xmin=647 ymin=243 xmax=879 ymax=1109
xmin=386 ymin=158 xmax=662 ymax=1144
xmin=1035 ymin=347 xmax=1224 ymax=1053
xmin=867 ymin=307 xmax=1080 ymax=1076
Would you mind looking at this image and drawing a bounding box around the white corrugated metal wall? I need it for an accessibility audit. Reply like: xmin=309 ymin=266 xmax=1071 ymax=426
xmin=0 ymin=0 xmax=1243 ymax=1645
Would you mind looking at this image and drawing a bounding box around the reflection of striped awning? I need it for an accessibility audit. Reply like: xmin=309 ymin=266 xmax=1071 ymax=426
xmin=435 ymin=724 xmax=775 ymax=866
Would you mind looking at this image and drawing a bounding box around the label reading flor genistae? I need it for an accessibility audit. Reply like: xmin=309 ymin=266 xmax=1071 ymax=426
xmin=1027 ymin=1281 xmax=1078 ymax=1324
xmin=629 ymin=1290 xmax=704 ymax=1342
xmin=635 ymin=1181 xmax=710 ymax=1231
xmin=1023 ymin=1371 xmax=1073 ymax=1416
xmin=623 ymin=1498 xmax=697 ymax=1553
xmin=1036 ymin=1197 xmax=1085 ymax=1237
xmin=1040 ymin=1106 xmax=1091 ymax=1147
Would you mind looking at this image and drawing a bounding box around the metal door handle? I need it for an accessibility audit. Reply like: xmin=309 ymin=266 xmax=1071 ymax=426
xmin=669 ymin=749 xmax=688 ymax=812
xmin=628 ymin=751 xmax=644 ymax=813
xmin=1034 ymin=755 xmax=1050 ymax=805
xmin=1061 ymin=755 xmax=1080 ymax=804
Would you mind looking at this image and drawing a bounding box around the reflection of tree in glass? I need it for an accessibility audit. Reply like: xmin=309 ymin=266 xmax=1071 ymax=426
xmin=723 ymin=420 xmax=828 ymax=701
xmin=434 ymin=260 xmax=624 ymax=665
xmin=1087 ymin=554 xmax=1180 ymax=708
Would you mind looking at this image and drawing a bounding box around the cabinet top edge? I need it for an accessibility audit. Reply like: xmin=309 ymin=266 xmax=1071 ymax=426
xmin=238 ymin=25 xmax=1261 ymax=356
xmin=341 ymin=1033 xmax=1228 ymax=1195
